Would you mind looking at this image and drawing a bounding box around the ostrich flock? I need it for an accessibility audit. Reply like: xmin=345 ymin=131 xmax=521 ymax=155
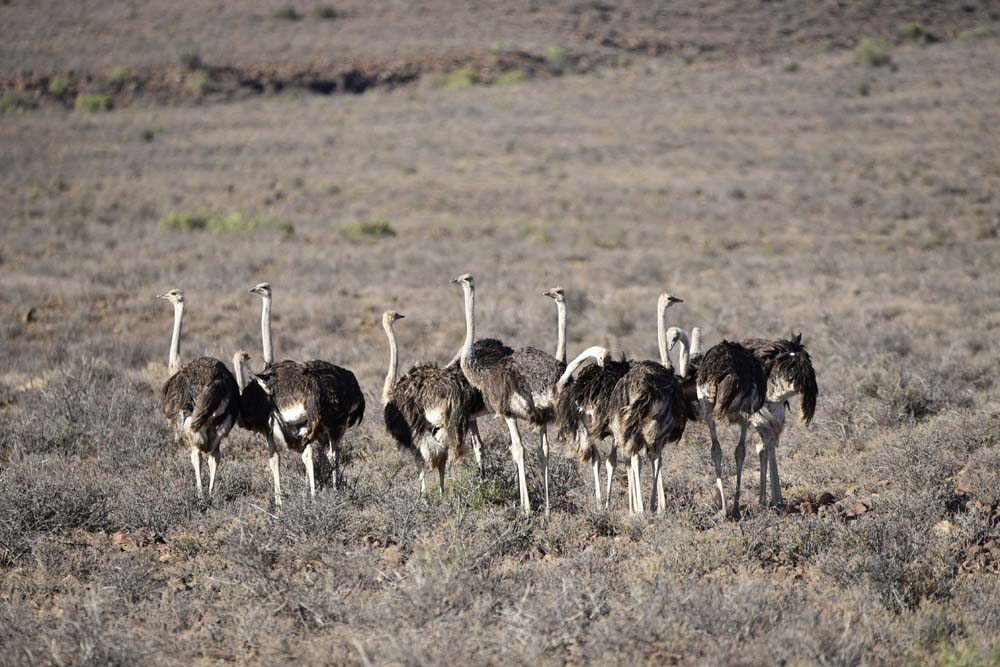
xmin=158 ymin=274 xmax=817 ymax=518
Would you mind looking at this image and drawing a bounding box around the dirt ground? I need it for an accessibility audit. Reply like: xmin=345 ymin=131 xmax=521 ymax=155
xmin=2 ymin=2 xmax=1000 ymax=665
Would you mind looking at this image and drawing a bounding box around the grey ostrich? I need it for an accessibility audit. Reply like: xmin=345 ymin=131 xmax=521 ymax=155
xmin=451 ymin=273 xmax=565 ymax=516
xmin=158 ymin=288 xmax=240 ymax=498
xmin=248 ymin=282 xmax=365 ymax=504
xmin=607 ymin=293 xmax=688 ymax=515
xmin=381 ymin=310 xmax=475 ymax=495
xmin=741 ymin=334 xmax=817 ymax=509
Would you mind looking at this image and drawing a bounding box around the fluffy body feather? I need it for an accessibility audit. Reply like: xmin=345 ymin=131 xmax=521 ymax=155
xmin=162 ymin=357 xmax=240 ymax=452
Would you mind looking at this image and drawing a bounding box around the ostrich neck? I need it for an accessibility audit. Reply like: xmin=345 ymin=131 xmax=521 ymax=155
xmin=168 ymin=301 xmax=183 ymax=376
xmin=690 ymin=327 xmax=702 ymax=355
xmin=554 ymin=301 xmax=567 ymax=364
xmin=382 ymin=321 xmax=398 ymax=406
xmin=260 ymin=295 xmax=274 ymax=365
xmin=232 ymin=356 xmax=247 ymax=391
xmin=460 ymin=286 xmax=475 ymax=368
xmin=657 ymin=301 xmax=670 ymax=367
xmin=556 ymin=345 xmax=608 ymax=391
xmin=675 ymin=330 xmax=691 ymax=377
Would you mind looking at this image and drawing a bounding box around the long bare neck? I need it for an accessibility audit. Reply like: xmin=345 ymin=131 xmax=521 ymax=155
xmin=260 ymin=295 xmax=274 ymax=365
xmin=675 ymin=330 xmax=691 ymax=377
xmin=382 ymin=321 xmax=398 ymax=406
xmin=554 ymin=301 xmax=567 ymax=364
xmin=690 ymin=327 xmax=702 ymax=355
xmin=168 ymin=301 xmax=183 ymax=375
xmin=460 ymin=286 xmax=475 ymax=367
xmin=556 ymin=345 xmax=608 ymax=391
xmin=657 ymin=300 xmax=670 ymax=367
xmin=232 ymin=355 xmax=247 ymax=391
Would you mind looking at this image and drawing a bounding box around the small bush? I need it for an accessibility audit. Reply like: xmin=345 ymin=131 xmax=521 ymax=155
xmin=545 ymin=46 xmax=568 ymax=69
xmin=273 ymin=5 xmax=302 ymax=20
xmin=47 ymin=75 xmax=72 ymax=96
xmin=177 ymin=47 xmax=203 ymax=70
xmin=782 ymin=60 xmax=800 ymax=73
xmin=157 ymin=210 xmax=293 ymax=236
xmin=74 ymin=93 xmax=111 ymax=112
xmin=441 ymin=65 xmax=479 ymax=89
xmin=309 ymin=4 xmax=338 ymax=19
xmin=957 ymin=26 xmax=991 ymax=41
xmin=856 ymin=37 xmax=893 ymax=67
xmin=0 ymin=92 xmax=29 ymax=115
xmin=495 ymin=69 xmax=527 ymax=86
xmin=340 ymin=219 xmax=397 ymax=239
xmin=109 ymin=66 xmax=129 ymax=87
xmin=185 ymin=71 xmax=211 ymax=94
xmin=898 ymin=21 xmax=927 ymax=41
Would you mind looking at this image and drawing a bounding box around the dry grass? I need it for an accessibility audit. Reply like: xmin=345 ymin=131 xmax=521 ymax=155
xmin=2 ymin=13 xmax=1000 ymax=666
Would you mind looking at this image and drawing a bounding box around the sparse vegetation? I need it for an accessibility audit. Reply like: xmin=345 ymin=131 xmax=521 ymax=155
xmin=109 ymin=66 xmax=130 ymax=87
xmin=185 ymin=71 xmax=211 ymax=94
xmin=73 ymin=93 xmax=111 ymax=112
xmin=0 ymin=91 xmax=29 ymax=115
xmin=429 ymin=65 xmax=481 ymax=89
xmin=856 ymin=36 xmax=894 ymax=67
xmin=545 ymin=45 xmax=568 ymax=70
xmin=898 ymin=21 xmax=927 ymax=42
xmin=156 ymin=210 xmax=294 ymax=235
xmin=495 ymin=69 xmax=527 ymax=86
xmin=957 ymin=25 xmax=991 ymax=41
xmin=47 ymin=75 xmax=72 ymax=96
xmin=177 ymin=46 xmax=203 ymax=70
xmin=273 ymin=5 xmax=302 ymax=21
xmin=309 ymin=4 xmax=338 ymax=19
xmin=340 ymin=219 xmax=397 ymax=239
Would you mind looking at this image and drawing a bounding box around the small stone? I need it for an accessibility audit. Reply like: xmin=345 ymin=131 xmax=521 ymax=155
xmin=112 ymin=532 xmax=127 ymax=546
xmin=383 ymin=545 xmax=405 ymax=565
xmin=844 ymin=502 xmax=869 ymax=520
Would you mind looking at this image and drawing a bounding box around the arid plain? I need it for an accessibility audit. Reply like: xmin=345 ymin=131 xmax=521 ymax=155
xmin=2 ymin=2 xmax=1000 ymax=665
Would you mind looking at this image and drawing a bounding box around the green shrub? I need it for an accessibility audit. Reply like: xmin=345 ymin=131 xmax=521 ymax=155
xmin=109 ymin=66 xmax=129 ymax=87
xmin=177 ymin=47 xmax=202 ymax=70
xmin=273 ymin=5 xmax=301 ymax=20
xmin=545 ymin=46 xmax=568 ymax=68
xmin=47 ymin=75 xmax=71 ymax=96
xmin=0 ymin=92 xmax=28 ymax=115
xmin=898 ymin=21 xmax=926 ymax=41
xmin=157 ymin=210 xmax=293 ymax=236
xmin=74 ymin=93 xmax=111 ymax=112
xmin=185 ymin=71 xmax=211 ymax=94
xmin=495 ymin=69 xmax=527 ymax=86
xmin=855 ymin=37 xmax=893 ymax=67
xmin=340 ymin=219 xmax=397 ymax=239
xmin=309 ymin=4 xmax=338 ymax=19
xmin=957 ymin=25 xmax=991 ymax=41
xmin=434 ymin=65 xmax=480 ymax=89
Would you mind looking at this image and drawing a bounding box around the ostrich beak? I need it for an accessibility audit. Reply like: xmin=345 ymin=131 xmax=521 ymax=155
xmin=450 ymin=278 xmax=460 ymax=284
xmin=669 ymin=296 xmax=684 ymax=304
xmin=156 ymin=292 xmax=168 ymax=300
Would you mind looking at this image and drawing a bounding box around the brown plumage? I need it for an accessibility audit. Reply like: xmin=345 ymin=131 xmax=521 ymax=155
xmin=555 ymin=354 xmax=631 ymax=462
xmin=452 ymin=273 xmax=566 ymax=515
xmin=381 ymin=311 xmax=477 ymax=494
xmin=157 ymin=288 xmax=239 ymax=498
xmin=161 ymin=357 xmax=240 ymax=449
xmin=696 ymin=341 xmax=766 ymax=423
xmin=248 ymin=282 xmax=366 ymax=504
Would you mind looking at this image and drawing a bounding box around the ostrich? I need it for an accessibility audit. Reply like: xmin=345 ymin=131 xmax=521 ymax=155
xmin=247 ymin=282 xmax=365 ymax=504
xmin=542 ymin=287 xmax=568 ymax=364
xmin=741 ymin=334 xmax=817 ymax=509
xmin=451 ymin=273 xmax=565 ymax=516
xmin=665 ymin=326 xmax=703 ymax=422
xmin=445 ymin=338 xmax=511 ymax=476
xmin=158 ymin=289 xmax=240 ymax=498
xmin=607 ymin=293 xmax=688 ymax=515
xmin=695 ymin=339 xmax=767 ymax=517
xmin=381 ymin=310 xmax=474 ymax=495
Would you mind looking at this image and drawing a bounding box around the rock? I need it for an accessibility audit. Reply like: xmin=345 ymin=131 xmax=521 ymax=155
xmin=112 ymin=531 xmax=128 ymax=546
xmin=799 ymin=501 xmax=816 ymax=515
xmin=844 ymin=502 xmax=869 ymax=520
xmin=383 ymin=545 xmax=405 ymax=566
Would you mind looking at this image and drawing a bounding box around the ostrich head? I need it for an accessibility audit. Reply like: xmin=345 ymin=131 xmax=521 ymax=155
xmin=658 ymin=293 xmax=683 ymax=310
xmin=450 ymin=273 xmax=474 ymax=289
xmin=665 ymin=326 xmax=684 ymax=352
xmin=233 ymin=349 xmax=252 ymax=367
xmin=157 ymin=288 xmax=184 ymax=304
xmin=542 ymin=286 xmax=565 ymax=303
xmin=249 ymin=282 xmax=272 ymax=298
xmin=382 ymin=310 xmax=405 ymax=326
